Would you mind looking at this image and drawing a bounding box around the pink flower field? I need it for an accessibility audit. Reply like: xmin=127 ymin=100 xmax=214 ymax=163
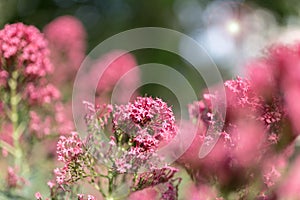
xmin=1 ymin=1 xmax=300 ymax=199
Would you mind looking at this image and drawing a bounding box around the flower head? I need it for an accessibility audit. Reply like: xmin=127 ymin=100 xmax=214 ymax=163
xmin=57 ymin=132 xmax=84 ymax=163
xmin=113 ymin=97 xmax=177 ymax=143
xmin=0 ymin=23 xmax=52 ymax=77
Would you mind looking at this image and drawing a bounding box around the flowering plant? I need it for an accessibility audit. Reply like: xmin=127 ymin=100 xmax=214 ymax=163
xmin=0 ymin=22 xmax=72 ymax=198
xmin=1 ymin=18 xmax=300 ymax=200
xmin=37 ymin=97 xmax=181 ymax=200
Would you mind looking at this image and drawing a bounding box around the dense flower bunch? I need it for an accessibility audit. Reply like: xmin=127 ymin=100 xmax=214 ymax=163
xmin=177 ymin=42 xmax=300 ymax=199
xmin=37 ymin=97 xmax=180 ymax=200
xmin=113 ymin=97 xmax=177 ymax=144
xmin=0 ymin=22 xmax=52 ymax=77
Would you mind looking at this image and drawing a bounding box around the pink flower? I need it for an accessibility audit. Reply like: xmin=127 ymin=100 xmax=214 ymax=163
xmin=57 ymin=132 xmax=84 ymax=163
xmin=54 ymin=102 xmax=74 ymax=135
xmin=86 ymin=50 xmax=140 ymax=104
xmin=35 ymin=192 xmax=42 ymax=200
xmin=6 ymin=166 xmax=25 ymax=189
xmin=224 ymin=77 xmax=260 ymax=110
xmin=185 ymin=183 xmax=220 ymax=200
xmin=277 ymin=156 xmax=300 ymax=198
xmin=87 ymin=195 xmax=96 ymax=200
xmin=77 ymin=194 xmax=84 ymax=200
xmin=24 ymin=82 xmax=60 ymax=105
xmin=29 ymin=111 xmax=52 ymax=138
xmin=246 ymin=43 xmax=300 ymax=137
xmin=54 ymin=166 xmax=67 ymax=185
xmin=113 ymin=97 xmax=177 ymax=143
xmin=47 ymin=180 xmax=55 ymax=189
xmin=0 ymin=23 xmax=52 ymax=77
xmin=6 ymin=167 xmax=19 ymax=188
xmin=161 ymin=180 xmax=180 ymax=200
xmin=44 ymin=15 xmax=86 ymax=84
xmin=129 ymin=188 xmax=158 ymax=200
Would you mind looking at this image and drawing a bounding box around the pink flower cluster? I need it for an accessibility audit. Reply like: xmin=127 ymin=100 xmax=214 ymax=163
xmin=247 ymin=43 xmax=300 ymax=135
xmin=81 ymin=97 xmax=181 ymax=198
xmin=6 ymin=167 xmax=25 ymax=189
xmin=54 ymin=132 xmax=85 ymax=185
xmin=85 ymin=97 xmax=177 ymax=173
xmin=113 ymin=97 xmax=177 ymax=143
xmin=0 ymin=23 xmax=52 ymax=77
xmin=57 ymin=132 xmax=84 ymax=164
xmin=24 ymin=82 xmax=60 ymax=105
xmin=177 ymin=42 xmax=300 ymax=198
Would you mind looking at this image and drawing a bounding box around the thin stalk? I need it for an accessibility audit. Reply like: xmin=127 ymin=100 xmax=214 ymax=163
xmin=8 ymin=71 xmax=22 ymax=168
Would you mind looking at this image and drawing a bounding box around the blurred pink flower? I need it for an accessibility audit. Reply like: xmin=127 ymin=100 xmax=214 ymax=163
xmin=6 ymin=166 xmax=25 ymax=189
xmin=54 ymin=102 xmax=74 ymax=135
xmin=185 ymin=183 xmax=221 ymax=200
xmin=178 ymin=76 xmax=287 ymax=188
xmin=44 ymin=15 xmax=86 ymax=84
xmin=247 ymin=43 xmax=300 ymax=136
xmin=35 ymin=192 xmax=42 ymax=200
xmin=129 ymin=188 xmax=158 ymax=200
xmin=0 ymin=69 xmax=8 ymax=87
xmin=230 ymin=120 xmax=266 ymax=167
xmin=24 ymin=82 xmax=60 ymax=105
xmin=86 ymin=50 xmax=140 ymax=104
xmin=29 ymin=111 xmax=51 ymax=138
xmin=277 ymin=156 xmax=300 ymax=198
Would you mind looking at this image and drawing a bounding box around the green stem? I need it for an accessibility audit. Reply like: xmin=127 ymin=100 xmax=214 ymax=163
xmin=8 ymin=71 xmax=22 ymax=169
xmin=0 ymin=140 xmax=15 ymax=156
xmin=108 ymin=170 xmax=114 ymax=195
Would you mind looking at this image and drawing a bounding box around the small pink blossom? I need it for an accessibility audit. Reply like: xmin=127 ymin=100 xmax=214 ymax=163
xmin=77 ymin=194 xmax=84 ymax=200
xmin=56 ymin=132 xmax=84 ymax=163
xmin=35 ymin=192 xmax=42 ymax=199
xmin=87 ymin=195 xmax=96 ymax=200
xmin=47 ymin=180 xmax=55 ymax=189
